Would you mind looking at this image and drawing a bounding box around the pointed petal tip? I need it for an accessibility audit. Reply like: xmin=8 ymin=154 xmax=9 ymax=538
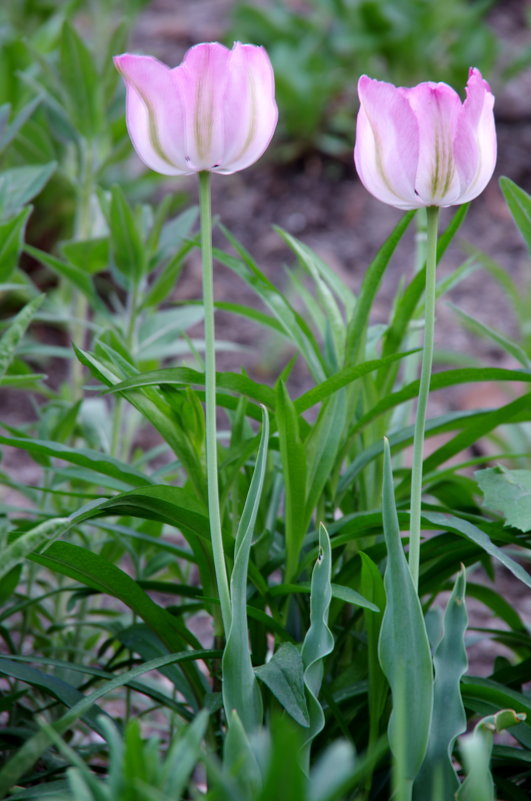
xmin=467 ymin=66 xmax=492 ymax=93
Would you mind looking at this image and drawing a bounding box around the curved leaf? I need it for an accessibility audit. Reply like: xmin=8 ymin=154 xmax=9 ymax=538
xmin=414 ymin=565 xmax=468 ymax=800
xmin=300 ymin=523 xmax=334 ymax=769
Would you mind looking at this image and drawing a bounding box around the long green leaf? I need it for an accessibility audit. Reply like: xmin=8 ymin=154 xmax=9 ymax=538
xmin=277 ymin=381 xmax=307 ymax=582
xmin=109 ymin=184 xmax=145 ymax=283
xmin=160 ymin=709 xmax=209 ymax=796
xmin=448 ymin=303 xmax=530 ymax=368
xmin=102 ymin=366 xmax=275 ymax=409
xmin=215 ymin=232 xmax=326 ymax=382
xmin=349 ymin=367 xmax=531 ymax=440
xmin=69 ymin=486 xmax=214 ymax=603
xmin=422 ymin=512 xmax=531 ymax=590
xmin=24 ymin=244 xmax=105 ymax=310
xmin=2 ymin=652 xmax=195 ymax=720
xmin=255 ymin=642 xmax=309 ymax=727
xmin=73 ymin=345 xmax=207 ymax=501
xmin=0 ymin=295 xmax=44 ymax=381
xmin=382 ymin=204 xmax=469 ymax=363
xmin=277 ymin=226 xmax=348 ymax=359
xmin=360 ymin=552 xmax=388 ymax=761
xmin=0 ymin=162 xmax=56 ymax=220
xmin=499 ymin=176 xmax=531 ymax=253
xmin=424 ymin=393 xmax=531 ymax=473
xmin=1 ymin=517 xmax=68 ymax=582
xmin=60 ymin=21 xmax=103 ymax=137
xmin=28 ymin=541 xmax=196 ymax=652
xmin=304 ymin=388 xmax=346 ymax=525
xmin=0 ymin=434 xmax=153 ymax=489
xmin=413 ymin=565 xmax=468 ymax=801
xmin=340 ymin=400 xmax=531 ymax=494
xmin=300 ymin=523 xmax=334 ymax=770
xmin=0 ymin=207 xmax=32 ymax=282
xmin=378 ymin=439 xmax=433 ymax=785
xmin=0 ymin=658 xmax=106 ymax=734
xmin=345 ymin=210 xmax=415 ymax=363
xmin=0 ymin=649 xmax=216 ymax=798
xmin=294 ymin=350 xmax=417 ymax=414
xmin=223 ymin=407 xmax=269 ymax=733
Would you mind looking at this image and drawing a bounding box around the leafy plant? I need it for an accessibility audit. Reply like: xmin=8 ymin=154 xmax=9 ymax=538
xmin=0 ymin=3 xmax=530 ymax=801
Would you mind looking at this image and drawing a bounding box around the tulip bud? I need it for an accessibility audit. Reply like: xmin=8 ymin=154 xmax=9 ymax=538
xmin=114 ymin=42 xmax=278 ymax=176
xmin=354 ymin=68 xmax=496 ymax=209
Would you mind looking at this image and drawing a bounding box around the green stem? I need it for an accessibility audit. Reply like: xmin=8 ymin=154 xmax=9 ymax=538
xmin=409 ymin=206 xmax=439 ymax=591
xmin=198 ymin=171 xmax=232 ymax=636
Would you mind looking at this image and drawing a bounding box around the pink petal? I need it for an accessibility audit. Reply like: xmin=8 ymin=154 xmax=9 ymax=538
xmin=217 ymin=43 xmax=278 ymax=174
xmin=173 ymin=42 xmax=232 ymax=171
xmin=403 ymin=81 xmax=462 ymax=205
xmin=354 ymin=76 xmax=420 ymax=210
xmin=452 ymin=68 xmax=496 ymax=204
xmin=114 ymin=54 xmax=190 ymax=175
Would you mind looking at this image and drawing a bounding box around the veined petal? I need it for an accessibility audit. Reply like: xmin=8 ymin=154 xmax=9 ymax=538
xmin=453 ymin=68 xmax=496 ymax=204
xmin=114 ymin=54 xmax=190 ymax=175
xmin=404 ymin=81 xmax=463 ymax=205
xmin=218 ymin=43 xmax=278 ymax=174
xmin=354 ymin=76 xmax=420 ymax=209
xmin=174 ymin=42 xmax=231 ymax=171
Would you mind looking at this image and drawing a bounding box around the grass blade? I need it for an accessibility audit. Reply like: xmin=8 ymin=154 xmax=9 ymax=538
xmin=0 ymin=650 xmax=216 ymax=798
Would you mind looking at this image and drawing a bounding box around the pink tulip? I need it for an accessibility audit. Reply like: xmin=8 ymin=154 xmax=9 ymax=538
xmin=114 ymin=42 xmax=278 ymax=176
xmin=354 ymin=68 xmax=496 ymax=209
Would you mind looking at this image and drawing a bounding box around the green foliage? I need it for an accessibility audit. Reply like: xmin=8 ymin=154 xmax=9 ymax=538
xmin=0 ymin=2 xmax=530 ymax=799
xmin=379 ymin=439 xmax=433 ymax=785
xmin=229 ymin=0 xmax=498 ymax=156
xmin=476 ymin=466 xmax=531 ymax=532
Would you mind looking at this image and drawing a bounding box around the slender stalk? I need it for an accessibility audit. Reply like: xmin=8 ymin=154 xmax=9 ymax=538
xmin=393 ymin=209 xmax=427 ymax=470
xmin=198 ymin=171 xmax=232 ymax=635
xmin=409 ymin=206 xmax=439 ymax=591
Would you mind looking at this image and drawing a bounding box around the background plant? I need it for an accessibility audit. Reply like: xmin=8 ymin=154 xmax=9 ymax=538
xmin=228 ymin=0 xmax=530 ymax=158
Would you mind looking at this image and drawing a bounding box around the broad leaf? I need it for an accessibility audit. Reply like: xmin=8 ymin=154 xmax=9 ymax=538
xmin=476 ymin=466 xmax=531 ymax=532
xmin=255 ymin=642 xmax=309 ymax=727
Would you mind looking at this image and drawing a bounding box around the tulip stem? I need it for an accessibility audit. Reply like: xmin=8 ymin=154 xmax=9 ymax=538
xmin=409 ymin=205 xmax=439 ymax=591
xmin=198 ymin=170 xmax=232 ymax=636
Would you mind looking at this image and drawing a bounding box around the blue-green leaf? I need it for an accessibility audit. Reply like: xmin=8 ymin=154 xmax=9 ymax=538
xmin=222 ymin=407 xmax=269 ymax=733
xmin=414 ymin=565 xmax=468 ymax=801
xmin=378 ymin=438 xmax=433 ymax=783
xmin=300 ymin=523 xmax=334 ymax=769
xmin=255 ymin=642 xmax=309 ymax=727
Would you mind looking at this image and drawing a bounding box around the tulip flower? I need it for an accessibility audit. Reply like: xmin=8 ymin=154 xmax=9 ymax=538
xmin=113 ymin=42 xmax=278 ymax=176
xmin=114 ymin=42 xmax=278 ymax=657
xmin=354 ymin=68 xmax=496 ymax=209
